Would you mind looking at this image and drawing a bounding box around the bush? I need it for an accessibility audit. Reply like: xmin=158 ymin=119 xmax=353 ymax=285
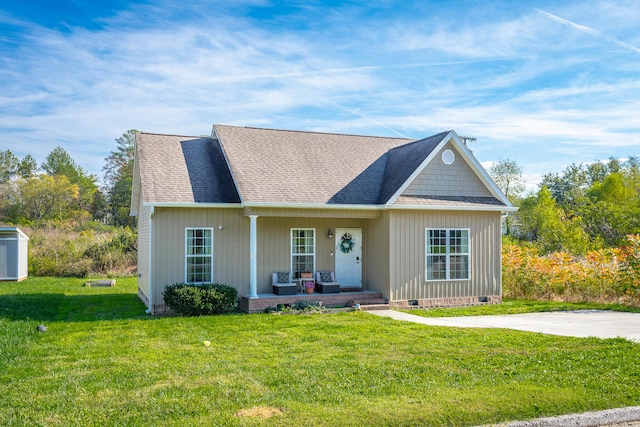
xmin=162 ymin=283 xmax=238 ymax=316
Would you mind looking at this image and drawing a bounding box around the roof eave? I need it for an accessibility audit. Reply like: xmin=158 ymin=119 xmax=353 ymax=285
xmin=143 ymin=202 xmax=244 ymax=209
xmin=243 ymin=202 xmax=385 ymax=210
xmin=140 ymin=200 xmax=517 ymax=212
xmin=387 ymin=204 xmax=518 ymax=212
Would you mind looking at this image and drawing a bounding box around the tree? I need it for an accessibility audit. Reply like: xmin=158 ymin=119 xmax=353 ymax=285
xmin=514 ymin=186 xmax=592 ymax=254
xmin=489 ymin=158 xmax=525 ymax=235
xmin=583 ymin=171 xmax=640 ymax=246
xmin=41 ymin=146 xmax=99 ymax=213
xmin=0 ymin=150 xmax=19 ymax=184
xmin=17 ymin=155 xmax=38 ymax=178
xmin=41 ymin=146 xmax=78 ymax=178
xmin=103 ymin=130 xmax=137 ymax=227
xmin=3 ymin=175 xmax=79 ymax=222
xmin=540 ymin=163 xmax=588 ymax=211
xmin=489 ymin=158 xmax=526 ymax=202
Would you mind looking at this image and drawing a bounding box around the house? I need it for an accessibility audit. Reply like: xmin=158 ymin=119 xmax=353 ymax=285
xmin=0 ymin=227 xmax=29 ymax=281
xmin=131 ymin=125 xmax=515 ymax=314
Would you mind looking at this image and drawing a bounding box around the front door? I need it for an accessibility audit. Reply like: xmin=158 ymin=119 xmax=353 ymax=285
xmin=335 ymin=228 xmax=362 ymax=288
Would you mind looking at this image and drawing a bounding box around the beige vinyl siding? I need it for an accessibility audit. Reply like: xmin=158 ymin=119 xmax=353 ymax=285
xmin=150 ymin=208 xmax=369 ymax=304
xmin=388 ymin=210 xmax=501 ymax=301
xmin=364 ymin=211 xmax=390 ymax=295
xmin=136 ymin=203 xmax=151 ymax=306
xmin=151 ymin=208 xmax=249 ymax=306
xmin=403 ymin=142 xmax=492 ymax=198
xmin=257 ymin=217 xmax=366 ymax=290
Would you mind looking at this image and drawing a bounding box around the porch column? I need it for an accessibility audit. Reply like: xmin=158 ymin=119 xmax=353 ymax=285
xmin=249 ymin=215 xmax=258 ymax=298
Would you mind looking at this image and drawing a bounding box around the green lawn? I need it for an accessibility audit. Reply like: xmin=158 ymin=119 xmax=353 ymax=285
xmin=1 ymin=278 xmax=639 ymax=426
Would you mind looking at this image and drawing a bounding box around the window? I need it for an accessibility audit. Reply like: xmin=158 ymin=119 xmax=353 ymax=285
xmin=291 ymin=229 xmax=315 ymax=279
xmin=185 ymin=228 xmax=213 ymax=283
xmin=426 ymin=228 xmax=469 ymax=281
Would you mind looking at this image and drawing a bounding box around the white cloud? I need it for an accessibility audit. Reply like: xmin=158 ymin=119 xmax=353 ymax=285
xmin=1 ymin=0 xmax=639 ymax=185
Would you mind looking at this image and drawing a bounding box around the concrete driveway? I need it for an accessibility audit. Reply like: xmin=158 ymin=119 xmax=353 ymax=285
xmin=370 ymin=309 xmax=640 ymax=342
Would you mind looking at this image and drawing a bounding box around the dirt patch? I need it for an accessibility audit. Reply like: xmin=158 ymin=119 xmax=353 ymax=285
xmin=235 ymin=407 xmax=285 ymax=419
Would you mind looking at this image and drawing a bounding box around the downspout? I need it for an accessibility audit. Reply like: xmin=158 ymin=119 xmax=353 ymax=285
xmin=145 ymin=206 xmax=155 ymax=314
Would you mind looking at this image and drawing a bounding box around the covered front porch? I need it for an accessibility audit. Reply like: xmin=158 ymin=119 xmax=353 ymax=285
xmin=242 ymin=206 xmax=386 ymax=299
xmin=239 ymin=289 xmax=386 ymax=313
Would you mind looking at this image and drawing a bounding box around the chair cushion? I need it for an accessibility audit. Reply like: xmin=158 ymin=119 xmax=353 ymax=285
xmin=277 ymin=272 xmax=290 ymax=283
xmin=319 ymin=271 xmax=333 ymax=283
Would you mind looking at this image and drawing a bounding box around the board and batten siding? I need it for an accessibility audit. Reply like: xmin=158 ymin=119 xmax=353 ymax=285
xmin=257 ymin=216 xmax=367 ymax=290
xmin=136 ymin=203 xmax=151 ymax=307
xmin=148 ymin=208 xmax=371 ymax=307
xmin=388 ymin=210 xmax=502 ymax=302
xmin=364 ymin=212 xmax=390 ymax=295
xmin=151 ymin=207 xmax=249 ymax=306
xmin=403 ymin=141 xmax=493 ymax=198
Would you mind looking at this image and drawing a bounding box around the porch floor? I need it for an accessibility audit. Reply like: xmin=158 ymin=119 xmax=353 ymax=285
xmin=239 ymin=290 xmax=386 ymax=313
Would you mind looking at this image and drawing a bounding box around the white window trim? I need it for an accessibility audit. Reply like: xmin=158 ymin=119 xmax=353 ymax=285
xmin=425 ymin=228 xmax=470 ymax=281
xmin=185 ymin=227 xmax=214 ymax=284
xmin=290 ymin=228 xmax=316 ymax=279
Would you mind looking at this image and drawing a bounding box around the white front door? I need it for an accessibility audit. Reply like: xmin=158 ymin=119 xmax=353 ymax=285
xmin=335 ymin=228 xmax=362 ymax=288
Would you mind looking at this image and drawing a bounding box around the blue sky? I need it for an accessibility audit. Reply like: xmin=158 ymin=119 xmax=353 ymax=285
xmin=1 ymin=1 xmax=639 ymax=190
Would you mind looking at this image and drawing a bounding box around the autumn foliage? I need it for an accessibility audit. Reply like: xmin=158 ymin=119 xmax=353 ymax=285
xmin=503 ymin=235 xmax=640 ymax=307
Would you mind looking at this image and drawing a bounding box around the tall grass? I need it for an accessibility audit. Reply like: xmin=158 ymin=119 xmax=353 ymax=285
xmin=503 ymin=235 xmax=640 ymax=307
xmin=22 ymin=221 xmax=136 ymax=277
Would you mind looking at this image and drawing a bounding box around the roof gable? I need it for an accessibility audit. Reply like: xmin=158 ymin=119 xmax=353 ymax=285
xmin=386 ymin=131 xmax=512 ymax=208
xmin=377 ymin=131 xmax=449 ymax=203
xmin=402 ymin=140 xmax=493 ymax=198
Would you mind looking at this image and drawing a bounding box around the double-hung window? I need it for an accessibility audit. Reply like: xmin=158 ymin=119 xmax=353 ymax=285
xmin=291 ymin=229 xmax=315 ymax=279
xmin=185 ymin=228 xmax=213 ymax=283
xmin=425 ymin=228 xmax=469 ymax=281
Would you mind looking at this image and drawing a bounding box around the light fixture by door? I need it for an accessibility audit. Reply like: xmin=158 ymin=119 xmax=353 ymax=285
xmin=326 ymin=228 xmax=334 ymax=239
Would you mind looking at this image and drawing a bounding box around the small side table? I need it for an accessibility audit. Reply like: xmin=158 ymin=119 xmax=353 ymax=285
xmin=295 ymin=277 xmax=316 ymax=293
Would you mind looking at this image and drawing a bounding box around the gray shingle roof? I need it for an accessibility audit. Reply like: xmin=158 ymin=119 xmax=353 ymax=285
xmin=136 ymin=133 xmax=240 ymax=204
xmin=135 ymin=125 xmax=509 ymax=209
xmin=214 ymin=125 xmax=417 ymax=205
xmin=394 ymin=195 xmax=506 ymax=208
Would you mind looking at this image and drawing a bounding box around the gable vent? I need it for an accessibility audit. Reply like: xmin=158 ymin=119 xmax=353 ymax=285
xmin=442 ymin=149 xmax=455 ymax=165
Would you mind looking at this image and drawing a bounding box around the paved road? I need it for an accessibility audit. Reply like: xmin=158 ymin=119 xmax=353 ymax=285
xmin=370 ymin=309 xmax=640 ymax=341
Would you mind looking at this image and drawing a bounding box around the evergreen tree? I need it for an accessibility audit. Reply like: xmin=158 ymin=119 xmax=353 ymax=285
xmin=103 ymin=130 xmax=137 ymax=227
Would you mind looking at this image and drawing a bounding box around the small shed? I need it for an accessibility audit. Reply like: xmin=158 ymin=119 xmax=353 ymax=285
xmin=0 ymin=227 xmax=29 ymax=281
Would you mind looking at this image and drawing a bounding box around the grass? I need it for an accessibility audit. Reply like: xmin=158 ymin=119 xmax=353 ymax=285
xmin=1 ymin=278 xmax=639 ymax=426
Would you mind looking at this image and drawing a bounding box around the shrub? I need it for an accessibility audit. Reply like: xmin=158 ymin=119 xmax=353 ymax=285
xmin=162 ymin=283 xmax=238 ymax=316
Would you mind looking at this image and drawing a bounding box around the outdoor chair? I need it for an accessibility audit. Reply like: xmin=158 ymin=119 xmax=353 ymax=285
xmin=315 ymin=271 xmax=340 ymax=293
xmin=272 ymin=272 xmax=297 ymax=295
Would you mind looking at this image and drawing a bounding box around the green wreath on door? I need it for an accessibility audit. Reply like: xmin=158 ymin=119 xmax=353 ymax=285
xmin=339 ymin=233 xmax=355 ymax=253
